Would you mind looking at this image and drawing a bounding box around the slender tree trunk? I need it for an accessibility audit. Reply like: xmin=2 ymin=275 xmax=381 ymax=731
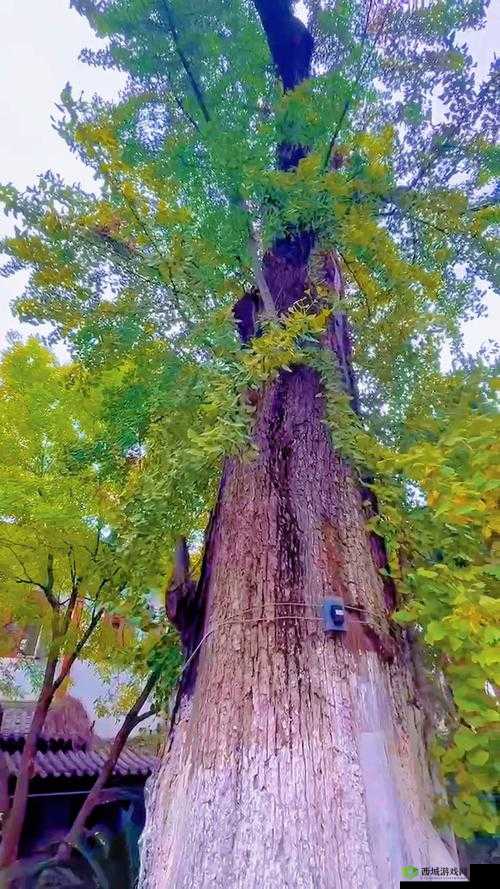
xmin=56 ymin=671 xmax=159 ymax=862
xmin=0 ymin=754 xmax=8 ymax=826
xmin=139 ymin=352 xmax=459 ymax=889
xmin=0 ymin=610 xmax=103 ymax=871
xmin=0 ymin=656 xmax=58 ymax=870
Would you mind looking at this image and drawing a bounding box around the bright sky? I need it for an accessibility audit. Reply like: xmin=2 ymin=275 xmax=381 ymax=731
xmin=0 ymin=0 xmax=498 ymax=354
xmin=0 ymin=0 xmax=125 ymax=349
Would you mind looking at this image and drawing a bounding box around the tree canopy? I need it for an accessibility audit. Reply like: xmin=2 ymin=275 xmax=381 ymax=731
xmin=0 ymin=337 xmax=179 ymax=708
xmin=0 ymin=0 xmax=498 ymax=839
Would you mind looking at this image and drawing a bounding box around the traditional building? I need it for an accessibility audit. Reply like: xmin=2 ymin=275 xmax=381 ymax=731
xmin=0 ymin=697 xmax=156 ymax=863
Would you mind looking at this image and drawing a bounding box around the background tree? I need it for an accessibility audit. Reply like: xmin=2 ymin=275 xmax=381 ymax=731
xmin=0 ymin=340 xmax=178 ymax=869
xmin=54 ymin=623 xmax=183 ymax=864
xmin=0 ymin=0 xmax=498 ymax=886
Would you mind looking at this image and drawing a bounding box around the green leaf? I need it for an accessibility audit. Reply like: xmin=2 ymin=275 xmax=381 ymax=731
xmin=425 ymin=621 xmax=446 ymax=643
xmin=454 ymin=729 xmax=479 ymax=753
xmin=393 ymin=610 xmax=414 ymax=624
xmin=467 ymin=749 xmax=489 ymax=767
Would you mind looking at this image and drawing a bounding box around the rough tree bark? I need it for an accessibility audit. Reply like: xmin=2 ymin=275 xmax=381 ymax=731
xmin=139 ymin=3 xmax=460 ymax=887
xmin=139 ymin=338 xmax=460 ymax=889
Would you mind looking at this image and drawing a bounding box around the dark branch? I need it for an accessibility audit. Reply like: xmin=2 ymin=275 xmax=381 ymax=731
xmin=165 ymin=537 xmax=199 ymax=658
xmin=252 ymin=0 xmax=313 ymax=92
xmin=56 ymin=669 xmax=160 ymax=862
xmin=133 ymin=706 xmax=157 ymax=727
xmin=323 ymin=2 xmax=388 ymax=170
xmin=51 ymin=608 xmax=104 ymax=695
xmin=41 ymin=552 xmax=60 ymax=612
xmin=233 ymin=287 xmax=262 ymax=343
xmin=161 ymin=1 xmax=211 ymax=123
xmin=167 ymin=77 xmax=201 ymax=131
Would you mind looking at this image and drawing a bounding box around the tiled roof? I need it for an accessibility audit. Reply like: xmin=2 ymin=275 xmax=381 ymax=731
xmin=0 ymin=745 xmax=156 ymax=780
xmin=0 ymin=701 xmax=35 ymax=739
xmin=0 ymin=699 xmax=157 ymax=781
xmin=0 ymin=698 xmax=91 ymax=746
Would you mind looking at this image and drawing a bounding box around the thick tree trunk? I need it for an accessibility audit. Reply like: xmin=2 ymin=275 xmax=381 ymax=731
xmin=139 ymin=350 xmax=459 ymax=888
xmin=138 ymin=7 xmax=459 ymax=883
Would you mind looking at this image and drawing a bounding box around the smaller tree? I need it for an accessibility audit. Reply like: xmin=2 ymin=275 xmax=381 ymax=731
xmin=55 ymin=625 xmax=182 ymax=864
xmin=0 ymin=340 xmax=174 ymax=869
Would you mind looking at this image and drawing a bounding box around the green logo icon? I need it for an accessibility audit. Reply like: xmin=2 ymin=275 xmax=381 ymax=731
xmin=402 ymin=866 xmax=419 ymax=880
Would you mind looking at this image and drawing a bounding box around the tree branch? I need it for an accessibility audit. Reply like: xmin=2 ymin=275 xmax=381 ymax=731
xmin=133 ymin=707 xmax=157 ymax=727
xmin=0 ymin=654 xmax=59 ymax=868
xmin=56 ymin=669 xmax=160 ymax=862
xmin=406 ymin=75 xmax=498 ymax=191
xmin=0 ymin=541 xmax=51 ymax=603
xmin=61 ymin=547 xmax=81 ymax=633
xmin=323 ymin=2 xmax=388 ymax=170
xmin=165 ymin=74 xmax=201 ymax=132
xmin=42 ymin=553 xmax=59 ymax=611
xmin=161 ymin=1 xmax=211 ymax=123
xmin=252 ymin=0 xmax=313 ymax=93
xmin=51 ymin=608 xmax=104 ymax=696
xmin=239 ymin=199 xmax=276 ymax=317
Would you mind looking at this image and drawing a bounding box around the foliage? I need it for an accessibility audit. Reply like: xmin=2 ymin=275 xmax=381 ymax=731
xmin=2 ymin=790 xmax=144 ymax=888
xmin=373 ymin=364 xmax=499 ymax=838
xmin=0 ymin=0 xmax=498 ymax=837
xmin=69 ymin=799 xmax=143 ymax=889
xmin=0 ymin=338 xmax=179 ymax=705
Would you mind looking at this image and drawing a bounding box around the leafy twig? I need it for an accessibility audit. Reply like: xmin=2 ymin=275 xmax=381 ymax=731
xmin=161 ymin=1 xmax=211 ymax=124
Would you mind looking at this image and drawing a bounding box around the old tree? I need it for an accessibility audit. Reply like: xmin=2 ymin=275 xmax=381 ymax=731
xmin=1 ymin=0 xmax=498 ymax=886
